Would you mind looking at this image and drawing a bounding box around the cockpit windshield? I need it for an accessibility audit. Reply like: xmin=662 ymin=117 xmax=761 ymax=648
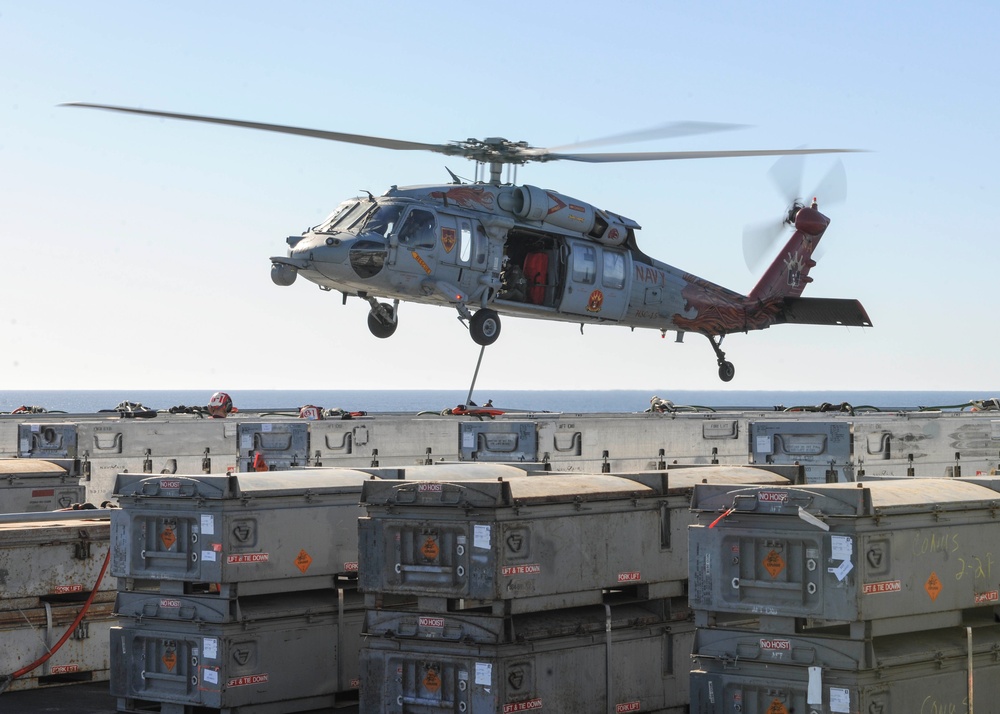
xmin=315 ymin=201 xmax=368 ymax=233
xmin=359 ymin=203 xmax=404 ymax=237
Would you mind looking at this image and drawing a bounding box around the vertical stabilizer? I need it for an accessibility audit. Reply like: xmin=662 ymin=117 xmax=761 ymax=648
xmin=748 ymin=206 xmax=829 ymax=301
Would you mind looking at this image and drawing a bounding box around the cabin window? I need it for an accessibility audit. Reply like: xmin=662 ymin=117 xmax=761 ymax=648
xmin=398 ymin=209 xmax=437 ymax=249
xmin=459 ymin=220 xmax=472 ymax=265
xmin=603 ymin=250 xmax=625 ymax=289
xmin=572 ymin=245 xmax=597 ymax=284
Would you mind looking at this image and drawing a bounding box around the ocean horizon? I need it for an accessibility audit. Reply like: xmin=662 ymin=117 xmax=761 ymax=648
xmin=2 ymin=389 xmax=998 ymax=415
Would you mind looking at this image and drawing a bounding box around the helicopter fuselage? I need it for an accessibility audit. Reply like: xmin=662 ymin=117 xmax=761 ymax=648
xmin=273 ymin=183 xmax=755 ymax=335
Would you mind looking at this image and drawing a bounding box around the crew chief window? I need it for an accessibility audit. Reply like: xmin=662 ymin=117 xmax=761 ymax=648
xmin=572 ymin=245 xmax=597 ymax=284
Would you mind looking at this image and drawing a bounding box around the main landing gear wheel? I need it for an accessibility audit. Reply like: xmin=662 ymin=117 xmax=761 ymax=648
xmin=718 ymin=360 xmax=736 ymax=382
xmin=705 ymin=334 xmax=735 ymax=382
xmin=367 ymin=302 xmax=398 ymax=339
xmin=469 ymin=309 xmax=501 ymax=346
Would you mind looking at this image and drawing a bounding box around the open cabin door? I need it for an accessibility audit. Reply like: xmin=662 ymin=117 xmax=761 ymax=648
xmin=559 ymin=238 xmax=630 ymax=321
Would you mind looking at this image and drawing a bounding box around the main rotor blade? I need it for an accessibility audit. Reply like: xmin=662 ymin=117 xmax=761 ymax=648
xmin=548 ymin=121 xmax=748 ymax=152
xmin=61 ymin=103 xmax=454 ymax=155
xmin=541 ymin=148 xmax=863 ymax=163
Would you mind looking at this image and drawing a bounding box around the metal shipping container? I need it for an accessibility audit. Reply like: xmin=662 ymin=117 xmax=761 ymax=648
xmin=0 ymin=600 xmax=115 ymax=692
xmin=237 ymin=421 xmax=309 ymax=472
xmin=0 ymin=459 xmax=84 ymax=513
xmin=690 ymin=624 xmax=1000 ymax=714
xmin=0 ymin=515 xmax=112 ymax=610
xmin=750 ymin=420 xmax=853 ymax=483
xmin=689 ymin=479 xmax=1000 ymax=635
xmin=110 ymin=594 xmax=364 ymax=712
xmin=458 ymin=420 xmax=537 ymax=462
xmin=361 ymin=603 xmax=696 ymax=714
xmin=310 ymin=416 xmax=459 ymax=468
xmin=112 ymin=470 xmax=375 ymax=596
xmin=360 ymin=469 xmax=790 ymax=615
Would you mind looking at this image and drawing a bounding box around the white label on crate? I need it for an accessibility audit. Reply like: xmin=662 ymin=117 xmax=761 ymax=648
xmin=829 ymin=686 xmax=850 ymax=713
xmin=203 ymin=668 xmax=219 ymax=685
xmin=756 ymin=435 xmax=772 ymax=454
xmin=828 ymin=559 xmax=853 ymax=581
xmin=19 ymin=438 xmax=29 ymax=453
xmin=474 ymin=524 xmax=491 ymax=549
xmin=807 ymin=666 xmax=822 ymax=704
xmin=201 ymin=514 xmax=215 ymax=535
xmin=475 ymin=662 xmax=492 ymax=685
xmin=203 ymin=637 xmax=218 ymax=660
xmin=831 ymin=535 xmax=853 ymax=560
xmin=201 ymin=550 xmax=217 ymax=562
xmin=261 ymin=423 xmax=273 ymax=432
xmin=463 ymin=431 xmax=475 ymax=449
xmin=31 ymin=424 xmax=40 ymax=432
xmin=241 ymin=434 xmax=253 ymax=449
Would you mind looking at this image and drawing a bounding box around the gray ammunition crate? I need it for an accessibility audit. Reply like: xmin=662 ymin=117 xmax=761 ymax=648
xmin=0 ymin=458 xmax=85 ymax=513
xmin=690 ymin=625 xmax=1000 ymax=714
xmin=0 ymin=516 xmax=112 ymax=610
xmin=750 ymin=420 xmax=853 ymax=483
xmin=111 ymin=594 xmax=365 ymax=712
xmin=311 ymin=416 xmax=459 ymax=468
xmin=360 ymin=470 xmax=789 ymax=615
xmin=17 ymin=423 xmax=79 ymax=459
xmin=459 ymin=420 xmax=537 ymax=462
xmin=112 ymin=470 xmax=375 ymax=596
xmin=115 ymin=586 xmax=365 ymax=624
xmin=0 ymin=599 xmax=115 ymax=692
xmin=361 ymin=604 xmax=695 ymax=714
xmin=237 ymin=421 xmax=309 ymax=471
xmin=689 ymin=479 xmax=1000 ymax=635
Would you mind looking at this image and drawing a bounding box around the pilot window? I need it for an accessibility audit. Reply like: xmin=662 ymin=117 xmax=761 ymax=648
xmin=398 ymin=209 xmax=437 ymax=249
xmin=572 ymin=245 xmax=597 ymax=284
xmin=603 ymin=250 xmax=625 ymax=289
xmin=318 ymin=201 xmax=366 ymax=233
xmin=362 ymin=204 xmax=404 ymax=237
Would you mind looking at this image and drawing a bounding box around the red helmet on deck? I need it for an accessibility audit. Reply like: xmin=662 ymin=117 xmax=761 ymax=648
xmin=208 ymin=391 xmax=234 ymax=418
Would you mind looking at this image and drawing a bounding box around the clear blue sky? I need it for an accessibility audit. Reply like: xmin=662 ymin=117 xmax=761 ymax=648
xmin=2 ymin=2 xmax=997 ymax=391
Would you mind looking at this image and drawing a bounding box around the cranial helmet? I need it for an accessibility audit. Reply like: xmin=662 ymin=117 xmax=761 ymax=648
xmin=208 ymin=391 xmax=234 ymax=418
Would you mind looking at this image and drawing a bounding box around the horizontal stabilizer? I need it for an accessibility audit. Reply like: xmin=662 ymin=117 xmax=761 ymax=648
xmin=777 ymin=297 xmax=873 ymax=327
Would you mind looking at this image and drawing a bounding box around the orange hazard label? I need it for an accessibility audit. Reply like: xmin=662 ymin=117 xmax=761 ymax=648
xmin=763 ymin=549 xmax=785 ymax=578
xmin=925 ymin=571 xmax=942 ymax=601
xmin=421 ymin=537 xmax=440 ymax=561
xmin=295 ymin=549 xmax=313 ymax=573
xmin=766 ymin=699 xmax=788 ymax=714
xmin=423 ymin=668 xmax=441 ymax=693
xmin=411 ymin=251 xmax=432 ymax=274
xmin=162 ymin=650 xmax=177 ymax=672
xmin=160 ymin=527 xmax=177 ymax=550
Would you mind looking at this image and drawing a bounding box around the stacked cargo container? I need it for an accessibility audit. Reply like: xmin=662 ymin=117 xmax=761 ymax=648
xmin=108 ymin=470 xmax=376 ymax=713
xmin=0 ymin=509 xmax=114 ymax=691
xmin=357 ymin=465 xmax=794 ymax=713
xmin=687 ymin=478 xmax=1000 ymax=713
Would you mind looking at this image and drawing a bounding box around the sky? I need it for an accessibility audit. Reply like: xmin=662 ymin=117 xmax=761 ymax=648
xmin=2 ymin=2 xmax=998 ymax=392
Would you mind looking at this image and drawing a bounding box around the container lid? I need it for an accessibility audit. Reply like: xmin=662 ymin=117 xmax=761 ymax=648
xmin=114 ymin=469 xmax=377 ymax=499
xmin=607 ymin=466 xmax=792 ymax=494
xmin=0 ymin=459 xmax=67 ymax=479
xmin=691 ymin=478 xmax=1000 ymax=518
xmin=361 ymin=473 xmax=654 ymax=508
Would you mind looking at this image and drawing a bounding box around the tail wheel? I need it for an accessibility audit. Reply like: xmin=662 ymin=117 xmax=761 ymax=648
xmin=367 ymin=302 xmax=397 ymax=339
xmin=469 ymin=309 xmax=501 ymax=346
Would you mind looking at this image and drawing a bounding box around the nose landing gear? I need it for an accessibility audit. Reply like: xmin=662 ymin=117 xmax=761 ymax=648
xmin=366 ymin=298 xmax=398 ymax=339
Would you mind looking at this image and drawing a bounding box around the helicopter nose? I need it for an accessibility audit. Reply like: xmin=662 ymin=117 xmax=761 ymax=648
xmin=290 ymin=232 xmax=387 ymax=281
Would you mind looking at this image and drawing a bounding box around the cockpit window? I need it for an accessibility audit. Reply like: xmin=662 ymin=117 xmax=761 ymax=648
xmin=398 ymin=209 xmax=437 ymax=249
xmin=317 ymin=201 xmax=368 ymax=233
xmin=360 ymin=203 xmax=404 ymax=237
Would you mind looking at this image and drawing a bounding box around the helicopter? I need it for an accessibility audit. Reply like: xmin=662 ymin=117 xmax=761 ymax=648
xmin=64 ymin=103 xmax=872 ymax=382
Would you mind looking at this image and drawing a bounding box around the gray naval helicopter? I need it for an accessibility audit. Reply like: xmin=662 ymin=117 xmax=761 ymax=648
xmin=65 ymin=104 xmax=872 ymax=381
